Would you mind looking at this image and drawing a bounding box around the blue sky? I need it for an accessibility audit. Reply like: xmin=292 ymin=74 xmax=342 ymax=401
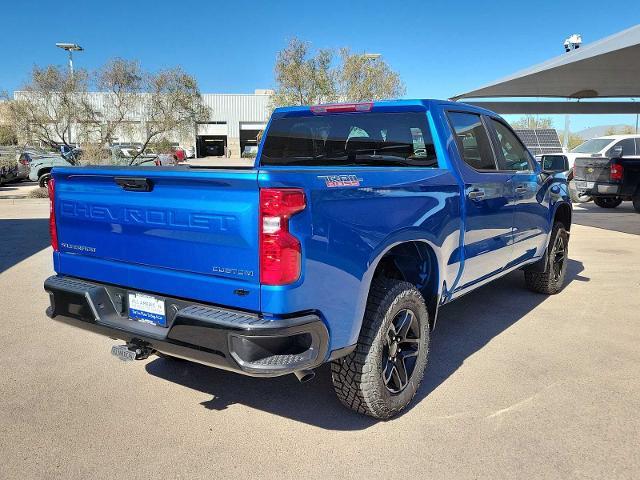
xmin=3 ymin=0 xmax=639 ymax=132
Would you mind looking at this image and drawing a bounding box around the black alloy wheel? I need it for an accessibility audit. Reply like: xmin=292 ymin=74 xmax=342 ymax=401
xmin=551 ymin=233 xmax=567 ymax=282
xmin=382 ymin=309 xmax=421 ymax=394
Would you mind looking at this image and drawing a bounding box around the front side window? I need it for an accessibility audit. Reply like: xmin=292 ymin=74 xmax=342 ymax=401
xmin=491 ymin=119 xmax=532 ymax=171
xmin=447 ymin=112 xmax=496 ymax=171
xmin=261 ymin=112 xmax=438 ymax=167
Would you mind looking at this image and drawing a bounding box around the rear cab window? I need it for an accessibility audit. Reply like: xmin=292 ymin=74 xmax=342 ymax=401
xmin=260 ymin=111 xmax=438 ymax=167
xmin=607 ymin=138 xmax=637 ymax=157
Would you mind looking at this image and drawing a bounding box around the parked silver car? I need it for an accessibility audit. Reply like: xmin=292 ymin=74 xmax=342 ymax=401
xmin=27 ymin=152 xmax=72 ymax=187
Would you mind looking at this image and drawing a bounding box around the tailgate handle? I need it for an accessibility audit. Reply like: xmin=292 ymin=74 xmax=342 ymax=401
xmin=115 ymin=177 xmax=153 ymax=192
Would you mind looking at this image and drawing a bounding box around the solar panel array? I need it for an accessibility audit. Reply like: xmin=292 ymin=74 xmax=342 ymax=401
xmin=514 ymin=128 xmax=563 ymax=156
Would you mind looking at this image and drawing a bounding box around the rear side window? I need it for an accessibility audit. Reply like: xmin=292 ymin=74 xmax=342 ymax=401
xmin=447 ymin=112 xmax=496 ymax=171
xmin=608 ymin=138 xmax=636 ymax=157
xmin=261 ymin=112 xmax=438 ymax=167
xmin=490 ymin=119 xmax=533 ymax=171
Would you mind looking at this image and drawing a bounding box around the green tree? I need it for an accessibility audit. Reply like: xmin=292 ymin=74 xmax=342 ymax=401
xmin=0 ymin=125 xmax=16 ymax=145
xmin=93 ymin=58 xmax=144 ymax=146
xmin=511 ymin=115 xmax=554 ymax=129
xmin=605 ymin=125 xmax=634 ymax=135
xmin=270 ymin=38 xmax=405 ymax=109
xmin=9 ymin=65 xmax=94 ymax=153
xmin=130 ymin=67 xmax=210 ymax=164
xmin=0 ymin=93 xmax=18 ymax=145
xmin=560 ymin=133 xmax=584 ymax=150
xmin=271 ymin=38 xmax=337 ymax=108
xmin=337 ymin=48 xmax=405 ymax=102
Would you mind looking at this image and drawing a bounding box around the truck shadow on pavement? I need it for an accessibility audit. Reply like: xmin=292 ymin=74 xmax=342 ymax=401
xmin=0 ymin=218 xmax=51 ymax=274
xmin=146 ymin=258 xmax=587 ymax=430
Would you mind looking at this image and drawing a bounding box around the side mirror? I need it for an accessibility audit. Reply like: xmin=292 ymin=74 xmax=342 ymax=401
xmin=540 ymin=155 xmax=569 ymax=173
xmin=611 ymin=145 xmax=623 ymax=158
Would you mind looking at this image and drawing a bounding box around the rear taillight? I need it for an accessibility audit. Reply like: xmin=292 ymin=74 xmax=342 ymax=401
xmin=259 ymin=188 xmax=306 ymax=285
xmin=610 ymin=162 xmax=624 ymax=181
xmin=19 ymin=158 xmax=29 ymax=166
xmin=47 ymin=178 xmax=59 ymax=251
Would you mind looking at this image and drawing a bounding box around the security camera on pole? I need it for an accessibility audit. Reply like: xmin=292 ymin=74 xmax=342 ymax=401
xmin=561 ymin=34 xmax=582 ymax=151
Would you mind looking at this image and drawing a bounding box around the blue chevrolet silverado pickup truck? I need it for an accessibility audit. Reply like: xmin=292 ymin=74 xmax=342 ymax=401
xmin=44 ymin=100 xmax=572 ymax=418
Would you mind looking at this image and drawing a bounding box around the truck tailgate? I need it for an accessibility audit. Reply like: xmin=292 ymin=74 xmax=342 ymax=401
xmin=52 ymin=167 xmax=260 ymax=310
xmin=573 ymin=157 xmax=611 ymax=182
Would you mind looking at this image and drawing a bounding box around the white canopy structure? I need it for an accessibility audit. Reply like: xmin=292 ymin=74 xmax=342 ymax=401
xmin=452 ymin=24 xmax=640 ymax=101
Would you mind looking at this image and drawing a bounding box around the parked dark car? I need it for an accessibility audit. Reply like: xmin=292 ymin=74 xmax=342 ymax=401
xmin=573 ymin=140 xmax=640 ymax=211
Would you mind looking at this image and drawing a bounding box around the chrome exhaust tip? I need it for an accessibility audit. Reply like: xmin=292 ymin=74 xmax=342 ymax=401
xmin=293 ymin=369 xmax=315 ymax=383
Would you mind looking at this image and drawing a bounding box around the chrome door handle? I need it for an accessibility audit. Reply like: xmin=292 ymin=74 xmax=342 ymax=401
xmin=468 ymin=189 xmax=485 ymax=200
xmin=515 ymin=185 xmax=528 ymax=195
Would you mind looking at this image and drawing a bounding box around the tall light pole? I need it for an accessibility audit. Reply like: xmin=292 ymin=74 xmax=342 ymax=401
xmin=55 ymin=43 xmax=83 ymax=76
xmin=55 ymin=43 xmax=83 ymax=147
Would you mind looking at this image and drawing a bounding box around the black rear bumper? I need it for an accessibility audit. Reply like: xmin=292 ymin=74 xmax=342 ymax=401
xmin=44 ymin=275 xmax=329 ymax=377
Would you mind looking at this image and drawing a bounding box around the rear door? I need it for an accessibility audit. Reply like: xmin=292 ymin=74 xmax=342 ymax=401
xmin=257 ymin=105 xmax=462 ymax=350
xmin=53 ymin=167 xmax=261 ymax=310
xmin=488 ymin=117 xmax=549 ymax=264
xmin=445 ymin=111 xmax=515 ymax=290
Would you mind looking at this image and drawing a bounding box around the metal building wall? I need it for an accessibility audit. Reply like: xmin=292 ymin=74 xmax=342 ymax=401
xmin=13 ymin=91 xmax=271 ymax=151
xmin=200 ymin=94 xmax=270 ymax=138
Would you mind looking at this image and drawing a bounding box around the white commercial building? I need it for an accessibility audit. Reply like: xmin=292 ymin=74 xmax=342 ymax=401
xmin=197 ymin=91 xmax=271 ymax=157
xmin=14 ymin=89 xmax=272 ymax=157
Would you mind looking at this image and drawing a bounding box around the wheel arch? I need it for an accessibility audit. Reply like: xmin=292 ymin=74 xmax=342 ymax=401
xmin=553 ymin=201 xmax=572 ymax=232
xmin=359 ymin=240 xmax=443 ymax=333
xmin=37 ymin=166 xmax=53 ymax=178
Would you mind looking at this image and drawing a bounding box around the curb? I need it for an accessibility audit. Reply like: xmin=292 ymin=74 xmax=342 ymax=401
xmin=0 ymin=197 xmax=49 ymax=205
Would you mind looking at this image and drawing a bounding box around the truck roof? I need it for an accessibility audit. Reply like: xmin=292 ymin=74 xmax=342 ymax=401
xmin=272 ymin=99 xmax=498 ymax=117
xmin=591 ymin=134 xmax=640 ymax=140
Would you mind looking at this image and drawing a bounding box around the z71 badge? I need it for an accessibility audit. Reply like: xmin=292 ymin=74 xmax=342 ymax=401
xmin=318 ymin=174 xmax=362 ymax=187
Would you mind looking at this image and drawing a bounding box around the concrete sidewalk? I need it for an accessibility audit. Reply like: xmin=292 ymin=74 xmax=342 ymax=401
xmin=0 ymin=181 xmax=40 ymax=201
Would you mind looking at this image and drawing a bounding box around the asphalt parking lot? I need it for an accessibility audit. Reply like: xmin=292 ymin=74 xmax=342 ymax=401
xmin=0 ymin=199 xmax=638 ymax=479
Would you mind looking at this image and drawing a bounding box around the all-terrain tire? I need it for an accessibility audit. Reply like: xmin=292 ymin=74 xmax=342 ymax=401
xmin=524 ymin=222 xmax=569 ymax=295
xmin=594 ymin=197 xmax=622 ymax=208
xmin=331 ymin=278 xmax=430 ymax=419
